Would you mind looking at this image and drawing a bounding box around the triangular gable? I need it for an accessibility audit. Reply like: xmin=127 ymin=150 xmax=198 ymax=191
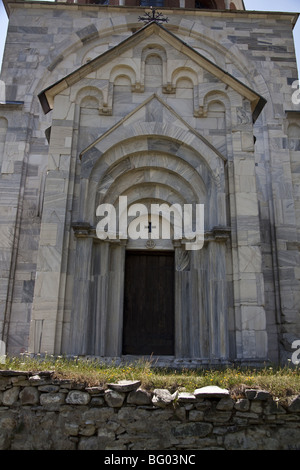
xmin=79 ymin=93 xmax=227 ymax=181
xmin=38 ymin=21 xmax=266 ymax=121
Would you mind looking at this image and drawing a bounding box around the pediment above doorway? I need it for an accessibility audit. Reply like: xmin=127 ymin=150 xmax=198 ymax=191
xmin=76 ymin=93 xmax=229 ymax=231
xmin=79 ymin=93 xmax=227 ymax=178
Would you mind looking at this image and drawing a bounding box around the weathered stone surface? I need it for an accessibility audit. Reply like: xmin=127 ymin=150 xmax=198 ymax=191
xmin=82 ymin=407 xmax=114 ymax=423
xmin=264 ymin=400 xmax=286 ymax=415
xmin=152 ymin=389 xmax=174 ymax=408
xmin=172 ymin=422 xmax=213 ymax=438
xmin=90 ymin=397 xmax=105 ymax=406
xmin=2 ymin=387 xmax=20 ymax=405
xmin=79 ymin=421 xmax=96 ymax=437
xmin=0 ymin=415 xmax=17 ymax=432
xmin=19 ymin=386 xmax=39 ymax=405
xmin=1 ymin=372 xmax=300 ymax=450
xmin=127 ymin=388 xmax=152 ymax=405
xmin=189 ymin=410 xmax=204 ymax=422
xmin=224 ymin=430 xmax=249 ymax=450
xmin=0 ymin=370 xmax=28 ymax=377
xmin=0 ymin=377 xmax=10 ymax=390
xmin=38 ymin=384 xmax=60 ymax=393
xmin=177 ymin=392 xmax=197 ymax=403
xmin=28 ymin=375 xmax=49 ymax=386
xmin=104 ymin=389 xmax=125 ymax=408
xmin=255 ymin=390 xmax=272 ymax=401
xmin=288 ymin=395 xmax=300 ymax=413
xmin=205 ymin=410 xmax=232 ymax=423
xmin=244 ymin=389 xmax=258 ymax=400
xmin=97 ymin=428 xmax=115 ymax=439
xmin=65 ymin=423 xmax=79 ymax=436
xmin=78 ymin=436 xmax=99 ymax=450
xmin=55 ymin=381 xmax=84 ymax=390
xmin=245 ymin=389 xmax=272 ymax=401
xmin=235 ymin=411 xmax=260 ymax=420
xmin=250 ymin=401 xmax=263 ymax=414
xmin=224 ymin=427 xmax=279 ymax=450
xmin=108 ymin=380 xmax=141 ymax=393
xmin=85 ymin=386 xmax=105 ymax=395
xmin=234 ymin=398 xmax=250 ymax=411
xmin=11 ymin=376 xmax=29 ymax=385
xmin=40 ymin=392 xmax=65 ymax=406
xmin=174 ymin=406 xmax=186 ymax=421
xmin=216 ymin=397 xmax=234 ymax=411
xmin=194 ymin=386 xmax=229 ymax=399
xmin=66 ymin=390 xmax=91 ymax=405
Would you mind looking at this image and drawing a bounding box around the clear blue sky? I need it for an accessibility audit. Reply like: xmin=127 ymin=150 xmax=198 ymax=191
xmin=0 ymin=0 xmax=299 ymax=73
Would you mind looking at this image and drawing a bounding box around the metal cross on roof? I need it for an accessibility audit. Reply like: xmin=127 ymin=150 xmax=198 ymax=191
xmin=138 ymin=8 xmax=169 ymax=25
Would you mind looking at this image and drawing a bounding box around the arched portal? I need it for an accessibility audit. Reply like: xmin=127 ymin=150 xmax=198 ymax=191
xmin=68 ymin=112 xmax=231 ymax=364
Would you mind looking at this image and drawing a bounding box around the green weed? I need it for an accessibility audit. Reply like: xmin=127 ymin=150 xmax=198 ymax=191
xmin=2 ymin=353 xmax=300 ymax=402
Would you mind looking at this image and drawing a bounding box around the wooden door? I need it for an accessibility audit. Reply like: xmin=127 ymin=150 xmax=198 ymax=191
xmin=123 ymin=251 xmax=175 ymax=355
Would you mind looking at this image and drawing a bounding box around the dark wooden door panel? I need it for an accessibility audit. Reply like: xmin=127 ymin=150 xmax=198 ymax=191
xmin=123 ymin=251 xmax=174 ymax=355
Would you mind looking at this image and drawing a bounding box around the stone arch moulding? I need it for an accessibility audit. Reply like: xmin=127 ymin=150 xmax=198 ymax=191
xmin=169 ymin=67 xmax=200 ymax=110
xmin=109 ymin=65 xmax=136 ymax=82
xmin=196 ymin=88 xmax=231 ymax=121
xmin=73 ymin=82 xmax=111 ymax=115
xmin=93 ymin=151 xmax=208 ymax=248
xmin=75 ymin=85 xmax=104 ymax=110
xmin=78 ymin=94 xmax=227 ymax=226
xmin=107 ymin=64 xmax=142 ymax=108
xmin=171 ymin=67 xmax=199 ymax=88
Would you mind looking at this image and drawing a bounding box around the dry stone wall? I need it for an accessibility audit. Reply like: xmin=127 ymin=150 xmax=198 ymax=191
xmin=1 ymin=371 xmax=300 ymax=450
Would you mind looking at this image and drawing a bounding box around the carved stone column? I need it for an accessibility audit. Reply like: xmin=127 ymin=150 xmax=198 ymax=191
xmin=174 ymin=242 xmax=191 ymax=358
xmin=69 ymin=225 xmax=94 ymax=355
xmin=174 ymin=229 xmax=231 ymax=363
xmin=105 ymin=242 xmax=126 ymax=357
xmin=70 ymin=229 xmax=126 ymax=357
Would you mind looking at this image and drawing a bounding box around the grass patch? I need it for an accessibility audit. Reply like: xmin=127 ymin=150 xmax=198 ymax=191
xmin=1 ymin=354 xmax=300 ymax=403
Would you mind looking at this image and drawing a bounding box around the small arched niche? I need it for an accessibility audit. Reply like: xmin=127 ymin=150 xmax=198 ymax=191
xmin=76 ymin=87 xmax=104 ymax=151
xmin=145 ymin=54 xmax=163 ymax=91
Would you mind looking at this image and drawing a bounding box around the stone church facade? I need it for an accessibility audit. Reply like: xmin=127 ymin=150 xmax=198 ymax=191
xmin=0 ymin=0 xmax=299 ymax=366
